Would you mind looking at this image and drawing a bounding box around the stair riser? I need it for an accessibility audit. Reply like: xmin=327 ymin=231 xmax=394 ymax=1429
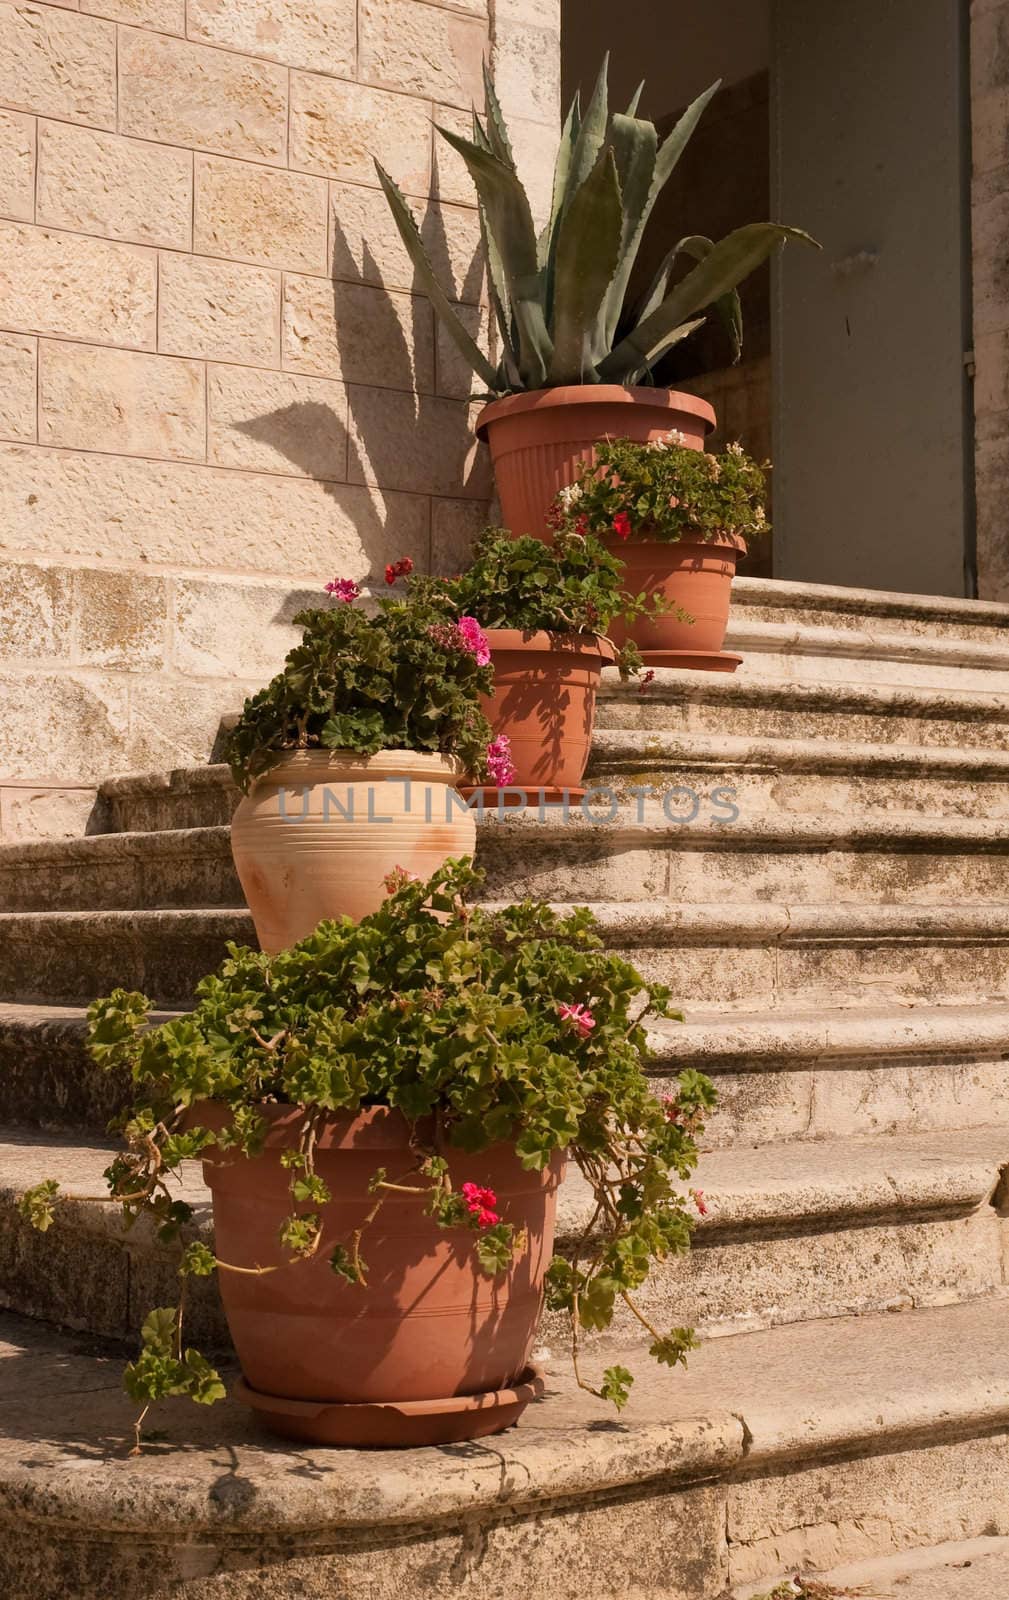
xmin=484 ymin=841 xmax=1009 ymax=907
xmin=597 ymin=700 xmax=1009 ymax=748
xmin=731 ymin=652 xmax=1009 ymax=695
xmin=0 ymin=915 xmax=253 ymax=1005
xmin=656 ymin=1057 xmax=1009 ymax=1150
xmin=587 ymin=766 xmax=1009 ymax=821
xmin=104 ymin=786 xmax=238 ymax=834
xmin=12 ymin=830 xmax=1009 ymax=912
xmin=631 ymin=934 xmax=1009 ymax=1011
xmin=5 ymin=921 xmax=1009 ymax=1012
xmin=3 ymin=1187 xmax=1004 ymax=1356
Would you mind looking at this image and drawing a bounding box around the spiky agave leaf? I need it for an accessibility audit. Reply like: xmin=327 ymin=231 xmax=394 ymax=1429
xmin=436 ymin=124 xmax=553 ymax=388
xmin=599 ymin=223 xmax=819 ymax=382
xmin=547 ymin=145 xmax=624 ymax=384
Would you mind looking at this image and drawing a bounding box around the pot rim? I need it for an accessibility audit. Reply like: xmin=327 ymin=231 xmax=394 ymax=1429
xmin=607 ymin=530 xmax=748 ymax=556
xmin=476 ymin=384 xmax=716 ymax=440
xmin=249 ymin=747 xmax=468 ymax=789
xmin=482 ymin=627 xmax=617 ymax=662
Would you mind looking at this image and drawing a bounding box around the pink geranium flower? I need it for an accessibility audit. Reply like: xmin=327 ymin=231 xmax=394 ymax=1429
xmin=485 ymin=734 xmax=516 ymax=786
xmin=690 ymin=1187 xmax=708 ymax=1217
xmin=384 ymin=556 xmax=415 ymax=585
xmin=461 ymin=1181 xmax=500 ymax=1228
xmin=324 ymin=578 xmax=360 ymax=603
xmin=456 ymin=615 xmax=491 ymax=666
xmin=558 ymin=1002 xmax=595 ymax=1037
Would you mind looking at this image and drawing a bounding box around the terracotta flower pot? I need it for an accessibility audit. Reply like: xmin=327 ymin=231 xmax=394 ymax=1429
xmin=475 ymin=384 xmax=715 ymax=537
xmin=607 ymin=534 xmax=747 ymax=672
xmin=465 ymin=629 xmax=616 ymax=804
xmin=201 ymin=1102 xmax=564 ymax=1447
xmin=231 ymin=749 xmax=474 ymax=952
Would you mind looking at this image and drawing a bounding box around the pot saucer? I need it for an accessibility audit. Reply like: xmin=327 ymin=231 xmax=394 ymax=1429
xmin=235 ymin=1364 xmax=545 ymax=1449
xmin=640 ymin=650 xmax=742 ymax=673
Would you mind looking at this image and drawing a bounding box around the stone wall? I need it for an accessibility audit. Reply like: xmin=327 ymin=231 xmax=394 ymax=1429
xmin=0 ymin=0 xmax=560 ymax=839
xmin=972 ymin=0 xmax=1009 ymax=599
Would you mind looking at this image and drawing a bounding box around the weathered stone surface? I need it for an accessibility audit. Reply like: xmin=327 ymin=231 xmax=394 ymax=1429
xmin=289 ymin=71 xmax=432 ymax=193
xmin=194 ymin=155 xmax=328 ymax=273
xmin=437 ymin=300 xmax=492 ymax=397
xmin=819 ymin=1542 xmax=1009 ymax=1600
xmin=330 ymin=180 xmax=484 ymax=304
xmin=283 ymin=273 xmax=435 ymax=391
xmin=39 ymin=341 xmax=206 ymax=461
xmin=207 ymin=365 xmax=348 ymax=480
xmin=0 ymin=3 xmax=115 ymax=127
xmin=0 ymin=107 xmax=34 ymax=222
xmin=0 ymin=222 xmax=156 ymax=347
xmin=491 ymin=17 xmax=560 ymax=125
xmin=730 ymin=573 xmax=1009 ymax=640
xmin=0 ymin=560 xmax=73 ymax=660
xmin=349 ymin=385 xmax=491 ymax=497
xmin=431 ymin=494 xmax=488 ymax=570
xmin=0 ymin=784 xmax=95 ymax=845
xmin=432 ymin=102 xmax=479 ymax=205
xmin=158 ymin=254 xmax=280 ymax=367
xmin=74 ymin=568 xmax=167 ymax=669
xmin=173 ymin=575 xmax=319 ymax=678
xmin=0 ymin=670 xmax=133 ymax=782
xmin=0 ymin=906 xmax=253 ymax=1002
xmin=79 ymin=0 xmax=183 ymax=26
xmin=187 ymin=0 xmax=355 ymax=75
xmin=36 ymin=121 xmax=192 ymax=249
xmin=359 ymin=0 xmax=487 ymax=107
xmin=507 ymin=110 xmax=564 ymax=227
xmin=99 ymin=766 xmax=239 ymax=833
xmin=118 ymin=27 xmax=288 ymax=163
xmin=972 ymin=168 xmax=1009 ymax=339
xmin=0 ymin=331 xmax=36 ymax=441
xmin=0 ymin=445 xmax=430 ymax=577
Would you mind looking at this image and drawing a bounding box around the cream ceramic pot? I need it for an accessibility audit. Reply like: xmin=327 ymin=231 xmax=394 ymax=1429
xmin=231 ymin=749 xmax=475 ymax=951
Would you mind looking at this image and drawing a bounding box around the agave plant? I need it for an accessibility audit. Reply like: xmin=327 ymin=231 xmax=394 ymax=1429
xmin=375 ymin=57 xmax=816 ymax=397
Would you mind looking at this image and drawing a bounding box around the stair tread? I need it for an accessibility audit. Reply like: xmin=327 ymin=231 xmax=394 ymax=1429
xmin=2 ymin=1295 xmax=1009 ymax=1532
xmin=5 ymin=1122 xmax=1005 ymax=1236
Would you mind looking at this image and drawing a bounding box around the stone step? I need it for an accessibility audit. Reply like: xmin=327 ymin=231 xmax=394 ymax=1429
xmin=2 ymin=1294 xmax=1009 ymax=1596
xmin=730 ymin=573 xmax=1009 ymax=642
xmin=3 ymin=1125 xmax=1006 ymax=1350
xmin=588 ymin=729 xmax=1009 ymax=818
xmin=8 ymin=810 xmax=1009 ymax=920
xmin=725 ymin=618 xmax=1009 ymax=693
xmin=598 ymin=670 xmax=1009 ymax=747
xmin=7 ymin=999 xmax=1009 ymax=1154
xmin=5 ymin=897 xmax=1009 ymax=1012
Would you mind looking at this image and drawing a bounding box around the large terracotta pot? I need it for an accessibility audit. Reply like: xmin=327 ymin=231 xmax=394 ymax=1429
xmin=607 ymin=534 xmax=747 ymax=672
xmin=231 ymin=749 xmax=474 ymax=951
xmin=475 ymin=384 xmax=715 ymax=537
xmin=202 ymin=1103 xmax=564 ymax=1447
xmin=465 ymin=629 xmax=615 ymax=804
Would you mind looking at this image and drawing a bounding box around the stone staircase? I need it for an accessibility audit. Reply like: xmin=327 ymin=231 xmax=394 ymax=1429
xmin=4 ymin=575 xmax=1009 ymax=1598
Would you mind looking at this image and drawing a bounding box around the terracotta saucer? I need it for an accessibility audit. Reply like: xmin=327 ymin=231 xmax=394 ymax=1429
xmin=639 ymin=650 xmax=742 ymax=673
xmin=234 ymin=1364 xmax=546 ymax=1449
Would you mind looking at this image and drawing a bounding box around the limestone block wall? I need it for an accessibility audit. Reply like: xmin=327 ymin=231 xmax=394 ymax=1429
xmin=972 ymin=0 xmax=1009 ymax=599
xmin=0 ymin=0 xmax=561 ymax=840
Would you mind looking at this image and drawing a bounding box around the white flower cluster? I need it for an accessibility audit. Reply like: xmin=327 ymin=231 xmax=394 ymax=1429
xmin=726 ymin=440 xmax=745 ymax=456
xmin=557 ymin=482 xmax=584 ymax=506
xmin=646 ymin=428 xmax=688 ymax=452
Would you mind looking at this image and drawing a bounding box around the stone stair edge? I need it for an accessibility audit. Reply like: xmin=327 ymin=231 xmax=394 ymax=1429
xmin=724 ymin=616 xmax=1009 ymax=669
xmin=4 ymin=1124 xmax=1005 ymax=1242
xmin=598 ymin=670 xmax=1009 ymax=714
xmin=730 ymin=575 xmax=1009 ymax=625
xmin=4 ymin=1296 xmax=1009 ymax=1539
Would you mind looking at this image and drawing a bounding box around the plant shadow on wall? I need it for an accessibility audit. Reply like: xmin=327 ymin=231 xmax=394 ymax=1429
xmin=232 ymin=198 xmax=490 ymax=583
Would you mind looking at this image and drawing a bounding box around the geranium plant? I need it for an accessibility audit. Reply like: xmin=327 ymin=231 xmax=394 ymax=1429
xmin=224 ymin=573 xmax=495 ymax=791
xmin=552 ymin=435 xmax=770 ymax=547
xmin=410 ymin=527 xmax=665 ymax=674
xmin=18 ymin=859 xmax=715 ymax=1441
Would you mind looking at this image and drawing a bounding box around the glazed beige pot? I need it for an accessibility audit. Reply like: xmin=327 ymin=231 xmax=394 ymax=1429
xmin=231 ymin=750 xmax=475 ymax=952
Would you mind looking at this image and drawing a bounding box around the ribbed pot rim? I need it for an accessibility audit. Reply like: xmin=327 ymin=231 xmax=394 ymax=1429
xmin=483 ymin=628 xmax=617 ymax=662
xmin=250 ymin=748 xmax=467 ymax=788
xmin=475 ymin=384 xmax=716 ymax=439
xmin=606 ymin=530 xmax=748 ymax=555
